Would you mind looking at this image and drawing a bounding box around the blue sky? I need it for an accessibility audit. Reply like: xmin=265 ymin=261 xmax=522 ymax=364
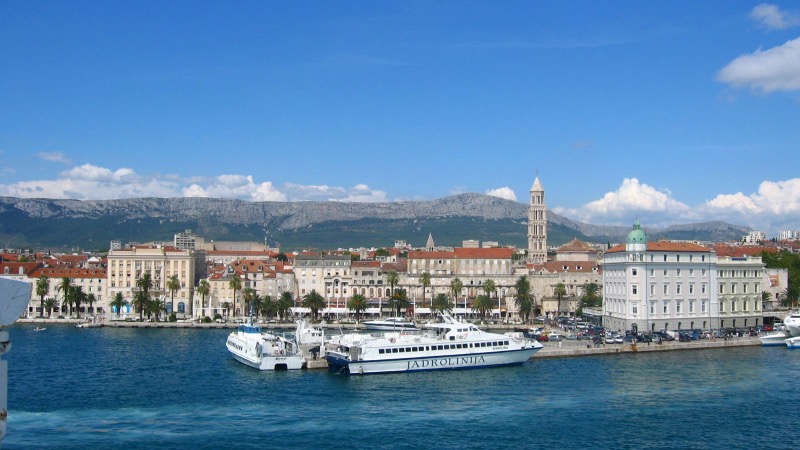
xmin=2 ymin=1 xmax=799 ymax=237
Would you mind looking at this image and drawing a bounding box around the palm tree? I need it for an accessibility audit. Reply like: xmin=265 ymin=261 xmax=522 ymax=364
xmin=418 ymin=272 xmax=431 ymax=308
xmin=242 ymin=287 xmax=257 ymax=317
xmin=71 ymin=285 xmax=86 ymax=319
xmin=131 ymin=290 xmax=149 ymax=321
xmin=251 ymin=294 xmax=265 ymax=320
xmin=450 ymin=277 xmax=463 ymax=310
xmin=389 ymin=288 xmax=410 ymax=317
xmin=386 ymin=270 xmax=399 ymax=318
xmin=57 ymin=277 xmax=73 ymax=317
xmin=579 ymin=282 xmax=602 ymax=310
xmin=166 ymin=275 xmax=181 ymax=316
xmin=514 ymin=276 xmax=533 ymax=324
xmin=482 ymin=279 xmax=497 ymax=320
xmin=146 ymin=297 xmax=167 ymax=321
xmin=136 ymin=273 xmax=154 ymax=297
xmin=472 ymin=295 xmax=493 ymax=322
xmin=348 ymin=293 xmax=368 ymax=322
xmin=110 ymin=292 xmax=129 ymax=319
xmin=431 ymin=293 xmax=453 ymax=316
xmin=303 ymin=289 xmax=325 ymax=320
xmin=554 ymin=282 xmax=567 ymax=318
xmin=86 ymin=293 xmax=96 ymax=317
xmin=228 ymin=275 xmax=242 ymax=318
xmin=44 ymin=298 xmax=57 ymax=318
xmin=261 ymin=295 xmax=275 ymax=320
xmin=782 ymin=286 xmax=799 ymax=309
xmin=197 ymin=279 xmax=210 ymax=316
xmin=35 ymin=275 xmax=50 ymax=318
xmin=277 ymin=291 xmax=294 ymax=321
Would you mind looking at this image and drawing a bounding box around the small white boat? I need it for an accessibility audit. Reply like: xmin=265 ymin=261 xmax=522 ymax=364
xmin=362 ymin=317 xmax=417 ymax=331
xmin=226 ymin=320 xmax=306 ymax=371
xmin=33 ymin=326 xmax=46 ymax=332
xmin=759 ymin=331 xmax=791 ymax=346
xmin=785 ymin=336 xmax=800 ymax=349
xmin=295 ymin=319 xmax=325 ymax=346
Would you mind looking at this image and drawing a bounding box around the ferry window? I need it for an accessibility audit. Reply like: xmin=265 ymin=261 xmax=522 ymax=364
xmin=392 ymin=348 xmax=399 ymax=353
xmin=379 ymin=349 xmax=384 ymax=354
xmin=399 ymin=348 xmax=405 ymax=353
xmin=504 ymin=341 xmax=509 ymax=345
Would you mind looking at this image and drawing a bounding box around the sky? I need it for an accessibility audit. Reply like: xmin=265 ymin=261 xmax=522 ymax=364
xmin=1 ymin=1 xmax=799 ymax=237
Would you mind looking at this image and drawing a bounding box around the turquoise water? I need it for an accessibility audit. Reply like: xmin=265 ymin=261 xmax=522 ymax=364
xmin=5 ymin=324 xmax=799 ymax=449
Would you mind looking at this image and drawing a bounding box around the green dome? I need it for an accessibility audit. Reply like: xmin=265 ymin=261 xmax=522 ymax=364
xmin=627 ymin=220 xmax=647 ymax=244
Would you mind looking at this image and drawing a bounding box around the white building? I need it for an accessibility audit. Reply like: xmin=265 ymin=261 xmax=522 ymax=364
xmin=602 ymin=221 xmax=719 ymax=333
xmin=716 ymin=254 xmax=764 ymax=329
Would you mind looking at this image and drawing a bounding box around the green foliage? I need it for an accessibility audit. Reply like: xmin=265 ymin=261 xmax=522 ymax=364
xmin=169 ymin=313 xmax=177 ymax=322
xmin=203 ymin=316 xmax=213 ymax=323
xmin=762 ymin=250 xmax=800 ymax=293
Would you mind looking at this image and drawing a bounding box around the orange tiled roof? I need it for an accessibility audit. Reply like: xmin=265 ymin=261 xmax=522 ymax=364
xmin=606 ymin=241 xmax=712 ymax=254
xmin=29 ymin=267 xmax=106 ymax=278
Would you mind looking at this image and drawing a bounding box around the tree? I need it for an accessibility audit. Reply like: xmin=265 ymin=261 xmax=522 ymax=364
xmin=472 ymin=295 xmax=493 ymax=321
xmin=348 ymin=293 xmax=368 ymax=321
xmin=146 ymin=297 xmax=167 ymax=321
xmin=276 ymin=252 xmax=289 ymax=262
xmin=86 ymin=293 xmax=96 ymax=316
xmin=554 ymin=282 xmax=567 ymax=317
xmin=251 ymin=294 xmax=265 ymax=320
xmin=303 ymin=289 xmax=325 ymax=320
xmin=389 ymin=288 xmax=410 ymax=317
xmin=228 ymin=275 xmax=242 ymax=318
xmin=482 ymin=279 xmax=497 ymax=319
xmin=71 ymin=285 xmax=87 ymax=319
xmin=261 ymin=295 xmax=276 ymax=320
xmin=131 ymin=290 xmax=149 ymax=321
xmin=386 ymin=270 xmax=399 ymax=318
xmin=419 ymin=272 xmax=431 ymax=308
xmin=221 ymin=302 xmax=231 ymax=318
xmin=110 ymin=292 xmax=129 ymax=319
xmin=276 ymin=291 xmax=294 ymax=321
xmin=35 ymin=275 xmax=50 ymax=318
xmin=197 ymin=279 xmax=210 ymax=314
xmin=242 ymin=287 xmax=257 ymax=317
xmin=450 ymin=277 xmax=463 ymax=302
xmin=136 ymin=273 xmax=154 ymax=297
xmin=56 ymin=277 xmax=73 ymax=317
xmin=431 ymin=293 xmax=453 ymax=316
xmin=44 ymin=297 xmax=57 ymax=318
xmin=782 ymin=286 xmax=799 ymax=308
xmin=166 ymin=275 xmax=181 ymax=315
xmin=514 ymin=276 xmax=533 ymax=324
xmin=579 ymin=282 xmax=602 ymax=310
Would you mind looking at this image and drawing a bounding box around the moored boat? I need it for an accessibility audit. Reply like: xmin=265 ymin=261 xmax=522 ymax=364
xmin=295 ymin=319 xmax=325 ymax=346
xmin=33 ymin=326 xmax=46 ymax=332
xmin=785 ymin=336 xmax=800 ymax=349
xmin=362 ymin=317 xmax=417 ymax=331
xmin=759 ymin=331 xmax=791 ymax=346
xmin=784 ymin=312 xmax=800 ymax=337
xmin=226 ymin=321 xmax=306 ymax=371
xmin=325 ymin=314 xmax=542 ymax=375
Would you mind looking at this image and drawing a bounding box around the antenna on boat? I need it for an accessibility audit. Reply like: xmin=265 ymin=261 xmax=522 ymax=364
xmin=0 ymin=278 xmax=33 ymax=443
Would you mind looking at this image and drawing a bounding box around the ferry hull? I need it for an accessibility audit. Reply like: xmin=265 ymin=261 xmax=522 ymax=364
xmin=326 ymin=347 xmax=540 ymax=375
xmin=785 ymin=336 xmax=800 ymax=349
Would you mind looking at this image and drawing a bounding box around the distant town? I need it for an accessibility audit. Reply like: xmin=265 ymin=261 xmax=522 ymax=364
xmin=4 ymin=177 xmax=800 ymax=333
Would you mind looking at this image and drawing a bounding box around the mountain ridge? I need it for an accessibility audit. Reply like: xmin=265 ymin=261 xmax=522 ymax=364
xmin=0 ymin=194 xmax=751 ymax=250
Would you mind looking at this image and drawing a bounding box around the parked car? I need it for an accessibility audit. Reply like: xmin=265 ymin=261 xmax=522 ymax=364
xmin=549 ymin=333 xmax=564 ymax=342
xmin=565 ymin=333 xmax=578 ymax=340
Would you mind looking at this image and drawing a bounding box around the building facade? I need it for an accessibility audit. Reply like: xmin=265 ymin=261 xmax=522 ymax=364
xmin=602 ymin=221 xmax=720 ymax=333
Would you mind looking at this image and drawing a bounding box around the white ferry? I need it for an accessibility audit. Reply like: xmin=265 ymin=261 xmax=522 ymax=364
xmin=324 ymin=314 xmax=542 ymax=375
xmin=226 ymin=322 xmax=306 ymax=371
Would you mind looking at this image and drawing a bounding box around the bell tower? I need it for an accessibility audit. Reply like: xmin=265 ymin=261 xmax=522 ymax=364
xmin=527 ymin=176 xmax=547 ymax=264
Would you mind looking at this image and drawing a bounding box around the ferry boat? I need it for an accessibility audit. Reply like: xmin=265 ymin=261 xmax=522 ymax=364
xmin=362 ymin=317 xmax=417 ymax=331
xmin=226 ymin=319 xmax=306 ymax=371
xmin=784 ymin=312 xmax=800 ymax=337
xmin=325 ymin=314 xmax=543 ymax=375
xmin=785 ymin=336 xmax=800 ymax=349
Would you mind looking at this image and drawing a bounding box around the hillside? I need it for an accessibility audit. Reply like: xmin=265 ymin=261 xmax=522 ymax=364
xmin=0 ymin=194 xmax=751 ymax=251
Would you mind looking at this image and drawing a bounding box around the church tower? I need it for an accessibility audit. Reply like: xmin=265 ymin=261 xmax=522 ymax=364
xmin=527 ymin=176 xmax=547 ymax=264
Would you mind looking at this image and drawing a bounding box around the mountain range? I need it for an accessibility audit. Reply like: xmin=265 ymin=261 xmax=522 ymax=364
xmin=0 ymin=193 xmax=751 ymax=252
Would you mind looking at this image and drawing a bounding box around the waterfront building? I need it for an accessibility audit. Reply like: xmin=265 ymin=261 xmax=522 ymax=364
xmin=404 ymin=247 xmax=516 ymax=318
xmin=602 ymin=221 xmax=719 ymax=333
xmin=292 ymin=254 xmax=353 ymax=315
xmin=27 ymin=266 xmax=108 ymax=318
xmin=527 ymin=176 xmax=547 ymax=264
xmin=526 ymin=260 xmax=602 ymax=318
xmin=715 ymin=254 xmax=764 ymax=329
xmin=106 ymin=245 xmax=197 ymax=318
xmin=779 ymin=230 xmax=800 ymax=241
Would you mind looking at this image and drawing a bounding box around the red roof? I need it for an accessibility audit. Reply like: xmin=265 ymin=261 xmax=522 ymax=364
xmin=606 ymin=241 xmax=712 ymax=253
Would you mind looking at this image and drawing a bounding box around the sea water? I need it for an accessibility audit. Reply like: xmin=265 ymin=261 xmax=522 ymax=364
xmin=5 ymin=324 xmax=799 ymax=449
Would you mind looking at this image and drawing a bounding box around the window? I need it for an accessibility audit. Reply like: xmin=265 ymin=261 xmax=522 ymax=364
xmin=676 ymin=284 xmax=682 ymax=295
xmin=676 ymin=302 xmax=682 ymax=314
xmin=664 ymin=269 xmax=668 ymax=277
xmin=632 ymin=305 xmax=638 ymax=314
xmin=650 ymin=284 xmax=655 ymax=295
xmin=689 ymin=301 xmax=694 ymax=313
xmin=701 ymin=301 xmax=707 ymax=313
xmin=632 ymin=285 xmax=638 ymax=295
xmin=632 ymin=268 xmax=637 ymax=276
xmin=689 ymin=284 xmax=694 ymax=294
xmin=702 ymin=284 xmax=707 ymax=294
xmin=663 ymin=302 xmax=669 ymax=314
xmin=650 ymin=302 xmax=655 ymax=314
xmin=663 ymin=285 xmax=669 ymax=295
xmin=676 ymin=269 xmax=681 ymax=277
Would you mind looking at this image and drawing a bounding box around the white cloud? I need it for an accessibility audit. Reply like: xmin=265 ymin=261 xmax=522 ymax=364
xmin=707 ymin=178 xmax=800 ymax=215
xmin=750 ymin=4 xmax=800 ymax=30
xmin=37 ymin=152 xmax=72 ymax=165
xmin=717 ymin=36 xmax=800 ymax=92
xmin=486 ymin=187 xmax=517 ymax=201
xmin=0 ymin=163 xmax=390 ymax=203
